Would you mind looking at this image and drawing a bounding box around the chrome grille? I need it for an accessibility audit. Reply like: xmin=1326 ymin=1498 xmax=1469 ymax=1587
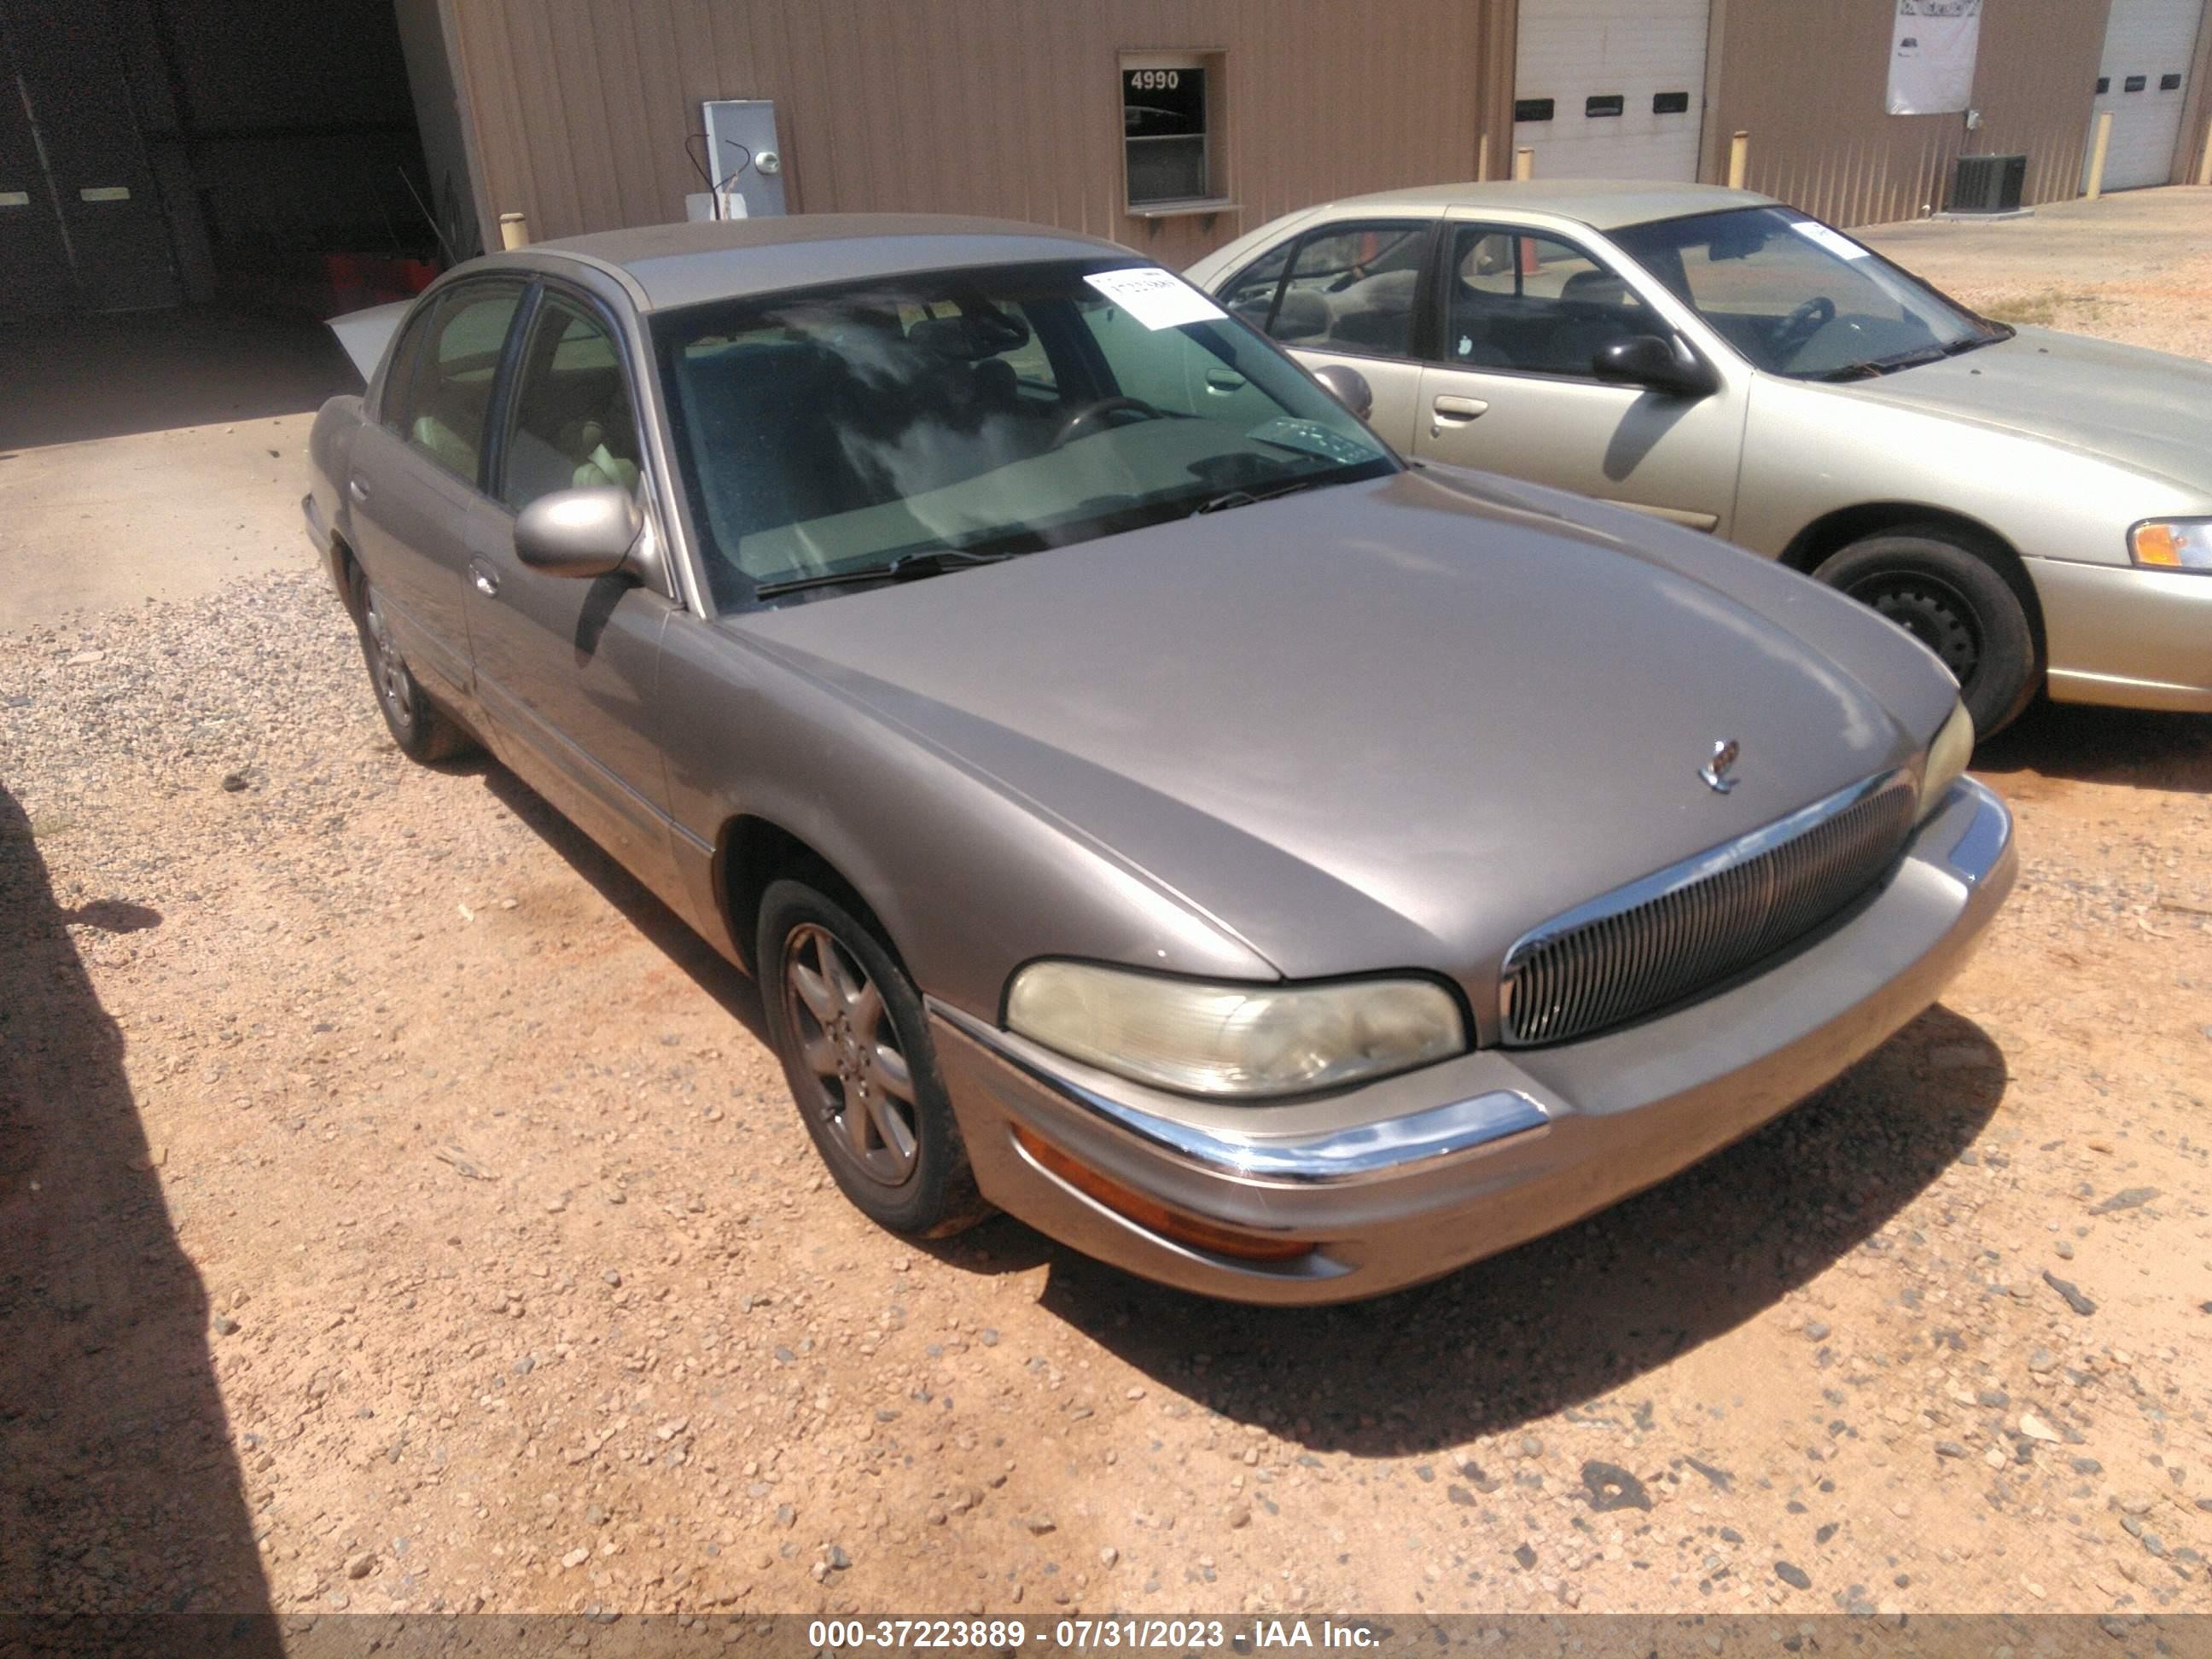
xmin=1499 ymin=772 xmax=1918 ymax=1047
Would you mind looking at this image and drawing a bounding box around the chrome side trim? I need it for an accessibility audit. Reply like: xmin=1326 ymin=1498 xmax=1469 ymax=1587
xmin=1940 ymin=777 xmax=2011 ymax=888
xmin=931 ymin=1001 xmax=1549 ymax=1186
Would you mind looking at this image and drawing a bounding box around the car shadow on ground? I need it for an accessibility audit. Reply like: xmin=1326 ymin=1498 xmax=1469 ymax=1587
xmin=474 ymin=763 xmax=771 ymax=1043
xmin=0 ymin=783 xmax=279 ymax=1640
xmin=1016 ymin=1005 xmax=2007 ymax=1458
xmin=1975 ymin=699 xmax=2212 ymax=794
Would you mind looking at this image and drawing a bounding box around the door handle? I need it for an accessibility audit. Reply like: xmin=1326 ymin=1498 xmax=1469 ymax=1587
xmin=1204 ymin=368 xmax=1248 ymax=393
xmin=347 ymin=476 xmax=370 ymax=503
xmin=469 ymin=558 xmax=500 ymax=598
xmin=1429 ymin=394 xmax=1489 ymax=438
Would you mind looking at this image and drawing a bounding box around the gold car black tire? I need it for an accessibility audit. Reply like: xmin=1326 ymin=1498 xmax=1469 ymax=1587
xmin=758 ymin=878 xmax=988 ymax=1240
xmin=1814 ymin=527 xmax=2039 ymax=738
xmin=348 ymin=565 xmax=477 ymax=764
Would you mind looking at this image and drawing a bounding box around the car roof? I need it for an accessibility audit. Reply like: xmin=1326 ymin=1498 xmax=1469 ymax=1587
xmin=518 ymin=213 xmax=1134 ymax=312
xmin=1311 ymin=178 xmax=1778 ymax=230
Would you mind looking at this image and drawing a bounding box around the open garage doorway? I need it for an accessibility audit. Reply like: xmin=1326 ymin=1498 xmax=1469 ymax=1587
xmin=0 ymin=0 xmax=482 ymax=323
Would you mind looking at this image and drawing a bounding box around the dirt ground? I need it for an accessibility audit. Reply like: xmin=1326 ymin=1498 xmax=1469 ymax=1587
xmin=3 ymin=190 xmax=2209 ymax=1630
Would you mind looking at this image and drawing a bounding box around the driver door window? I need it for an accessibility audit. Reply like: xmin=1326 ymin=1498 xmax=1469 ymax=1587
xmin=1441 ymin=227 xmax=1648 ymax=378
xmin=499 ymin=297 xmax=643 ymax=511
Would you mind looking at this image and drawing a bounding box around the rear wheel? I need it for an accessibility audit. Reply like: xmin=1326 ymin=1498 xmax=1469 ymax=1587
xmin=757 ymin=878 xmax=987 ymax=1238
xmin=1812 ymin=527 xmax=2038 ymax=736
xmin=349 ymin=565 xmax=474 ymax=763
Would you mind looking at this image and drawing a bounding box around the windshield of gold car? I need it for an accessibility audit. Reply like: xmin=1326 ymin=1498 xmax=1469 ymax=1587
xmin=652 ymin=259 xmax=1398 ymax=606
xmin=1612 ymin=207 xmax=2005 ymax=380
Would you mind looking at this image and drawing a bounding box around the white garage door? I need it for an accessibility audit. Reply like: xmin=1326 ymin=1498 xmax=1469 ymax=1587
xmin=1512 ymin=0 xmax=1712 ymax=182
xmin=2087 ymin=0 xmax=2205 ymax=190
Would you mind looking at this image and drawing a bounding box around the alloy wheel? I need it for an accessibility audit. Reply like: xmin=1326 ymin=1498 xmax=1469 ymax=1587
xmin=780 ymin=923 xmax=919 ymax=1189
xmin=360 ymin=583 xmax=417 ymax=733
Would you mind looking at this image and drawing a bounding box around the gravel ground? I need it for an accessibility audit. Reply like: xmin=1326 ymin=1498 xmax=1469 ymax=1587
xmin=4 ymin=203 xmax=2212 ymax=1628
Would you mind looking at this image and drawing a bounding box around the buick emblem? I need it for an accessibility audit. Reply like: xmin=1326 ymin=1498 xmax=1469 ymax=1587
xmin=1700 ymin=738 xmax=1740 ymax=794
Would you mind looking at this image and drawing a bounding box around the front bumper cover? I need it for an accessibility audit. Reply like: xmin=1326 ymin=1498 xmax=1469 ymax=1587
xmin=928 ymin=777 xmax=2015 ymax=1304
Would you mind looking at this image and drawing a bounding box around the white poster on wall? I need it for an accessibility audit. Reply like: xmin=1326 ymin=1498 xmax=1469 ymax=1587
xmin=1888 ymin=0 xmax=1983 ymax=114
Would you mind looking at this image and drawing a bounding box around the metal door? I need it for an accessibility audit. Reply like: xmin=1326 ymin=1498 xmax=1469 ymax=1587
xmin=1511 ymin=0 xmax=1712 ymax=183
xmin=2087 ymin=0 xmax=2204 ymax=189
xmin=0 ymin=0 xmax=177 ymax=317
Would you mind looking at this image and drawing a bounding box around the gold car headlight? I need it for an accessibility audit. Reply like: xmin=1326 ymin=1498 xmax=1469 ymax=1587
xmin=2129 ymin=520 xmax=2212 ymax=572
xmin=1918 ymin=700 xmax=1975 ymax=821
xmin=1005 ymin=962 xmax=1466 ymax=1098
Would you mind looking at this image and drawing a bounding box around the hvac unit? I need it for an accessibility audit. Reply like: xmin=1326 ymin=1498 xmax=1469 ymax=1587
xmin=1948 ymin=152 xmax=2029 ymax=213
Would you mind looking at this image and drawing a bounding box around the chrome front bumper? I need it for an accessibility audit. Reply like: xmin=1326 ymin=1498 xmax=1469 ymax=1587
xmin=2034 ymin=557 xmax=2212 ymax=713
xmin=928 ymin=777 xmax=2015 ymax=1304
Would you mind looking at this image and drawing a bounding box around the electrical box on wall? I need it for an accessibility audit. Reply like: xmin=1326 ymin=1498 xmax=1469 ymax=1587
xmin=700 ymin=100 xmax=788 ymax=217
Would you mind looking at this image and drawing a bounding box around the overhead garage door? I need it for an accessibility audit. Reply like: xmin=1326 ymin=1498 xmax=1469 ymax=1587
xmin=1512 ymin=0 xmax=1712 ymax=182
xmin=2087 ymin=0 xmax=2206 ymax=190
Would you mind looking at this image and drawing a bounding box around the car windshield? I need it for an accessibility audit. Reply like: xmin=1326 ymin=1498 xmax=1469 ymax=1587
xmin=1610 ymin=206 xmax=2007 ymax=380
xmin=653 ymin=258 xmax=1398 ymax=606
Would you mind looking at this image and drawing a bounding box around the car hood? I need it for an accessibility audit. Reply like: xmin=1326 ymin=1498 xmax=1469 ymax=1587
xmin=1828 ymin=327 xmax=2212 ymax=496
xmin=736 ymin=469 xmax=1942 ymax=1019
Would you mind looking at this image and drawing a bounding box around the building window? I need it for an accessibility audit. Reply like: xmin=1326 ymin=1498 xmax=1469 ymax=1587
xmin=1121 ymin=51 xmax=1227 ymax=213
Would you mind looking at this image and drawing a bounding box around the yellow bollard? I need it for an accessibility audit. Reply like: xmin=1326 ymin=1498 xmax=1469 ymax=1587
xmin=1728 ymin=131 xmax=1750 ymax=190
xmin=2084 ymin=110 xmax=2112 ymax=201
xmin=499 ymin=211 xmax=530 ymax=250
xmin=1478 ymin=132 xmax=1492 ymax=183
xmin=1513 ymin=147 xmax=1534 ymax=182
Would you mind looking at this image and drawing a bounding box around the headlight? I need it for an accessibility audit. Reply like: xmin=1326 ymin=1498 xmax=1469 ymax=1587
xmin=1918 ymin=699 xmax=1975 ymax=820
xmin=1004 ymin=962 xmax=1467 ymax=1097
xmin=2129 ymin=520 xmax=2212 ymax=572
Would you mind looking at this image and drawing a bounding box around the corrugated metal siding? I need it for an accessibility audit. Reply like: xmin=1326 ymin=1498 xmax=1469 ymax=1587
xmin=450 ymin=0 xmax=1516 ymax=266
xmin=1706 ymin=0 xmax=2112 ymax=226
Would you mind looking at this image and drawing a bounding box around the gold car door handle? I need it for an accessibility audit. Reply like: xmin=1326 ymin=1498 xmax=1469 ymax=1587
xmin=1429 ymin=395 xmax=1488 ymax=436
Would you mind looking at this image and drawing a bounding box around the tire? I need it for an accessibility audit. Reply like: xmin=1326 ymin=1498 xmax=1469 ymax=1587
xmin=1811 ymin=527 xmax=2039 ymax=737
xmin=348 ymin=564 xmax=475 ymax=763
xmin=757 ymin=878 xmax=987 ymax=1239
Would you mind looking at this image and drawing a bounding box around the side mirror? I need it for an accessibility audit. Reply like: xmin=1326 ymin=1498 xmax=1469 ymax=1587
xmin=1592 ymin=334 xmax=1718 ymax=398
xmin=1311 ymin=363 xmax=1374 ymax=421
xmin=514 ymin=486 xmax=643 ymax=579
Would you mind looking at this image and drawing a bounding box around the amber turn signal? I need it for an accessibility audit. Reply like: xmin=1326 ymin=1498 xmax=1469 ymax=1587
xmin=1012 ymin=1126 xmax=1314 ymax=1263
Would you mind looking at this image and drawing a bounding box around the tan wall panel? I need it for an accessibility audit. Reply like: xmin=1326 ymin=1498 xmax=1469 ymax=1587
xmin=1707 ymin=0 xmax=2110 ymax=226
xmin=451 ymin=0 xmax=1510 ymax=264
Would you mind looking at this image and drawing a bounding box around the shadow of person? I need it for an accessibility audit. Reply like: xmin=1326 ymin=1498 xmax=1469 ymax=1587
xmin=0 ymin=783 xmax=278 ymax=1644
xmin=1029 ymin=1004 xmax=2006 ymax=1457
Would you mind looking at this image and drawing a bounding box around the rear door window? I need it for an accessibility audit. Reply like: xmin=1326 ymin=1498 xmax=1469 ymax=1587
xmin=382 ymin=282 xmax=526 ymax=486
xmin=1263 ymin=221 xmax=1432 ymax=358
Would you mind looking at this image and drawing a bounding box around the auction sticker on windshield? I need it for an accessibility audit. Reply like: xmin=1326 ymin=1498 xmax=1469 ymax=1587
xmin=1788 ymin=220 xmax=1871 ymax=261
xmin=1085 ymin=266 xmax=1228 ymax=329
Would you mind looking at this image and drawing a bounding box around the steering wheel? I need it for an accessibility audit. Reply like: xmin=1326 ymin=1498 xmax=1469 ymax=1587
xmin=1051 ymin=396 xmax=1166 ymax=448
xmin=1772 ymin=295 xmax=1837 ymax=361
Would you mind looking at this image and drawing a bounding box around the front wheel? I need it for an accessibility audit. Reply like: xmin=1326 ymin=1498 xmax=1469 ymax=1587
xmin=1812 ymin=528 xmax=2039 ymax=736
xmin=757 ymin=879 xmax=987 ymax=1238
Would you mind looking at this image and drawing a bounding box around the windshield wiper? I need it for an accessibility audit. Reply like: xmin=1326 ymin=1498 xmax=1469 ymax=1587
xmin=1190 ymin=477 xmax=1332 ymax=516
xmin=753 ymin=546 xmax=1018 ymax=600
xmin=1816 ymin=330 xmax=2008 ymax=383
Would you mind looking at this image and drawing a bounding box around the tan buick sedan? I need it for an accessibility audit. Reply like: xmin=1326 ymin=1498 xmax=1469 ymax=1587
xmin=1189 ymin=181 xmax=2212 ymax=735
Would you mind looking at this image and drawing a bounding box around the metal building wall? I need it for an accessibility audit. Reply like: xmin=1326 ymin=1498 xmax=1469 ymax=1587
xmin=1703 ymin=0 xmax=2113 ymax=227
xmin=446 ymin=0 xmax=1516 ymax=267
